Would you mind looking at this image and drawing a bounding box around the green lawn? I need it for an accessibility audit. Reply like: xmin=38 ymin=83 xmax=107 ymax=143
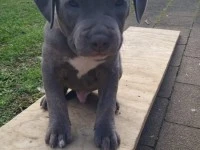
xmin=0 ymin=0 xmax=45 ymax=126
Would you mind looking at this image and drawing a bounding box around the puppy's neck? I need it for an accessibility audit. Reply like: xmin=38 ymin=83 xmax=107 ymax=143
xmin=68 ymin=56 xmax=107 ymax=78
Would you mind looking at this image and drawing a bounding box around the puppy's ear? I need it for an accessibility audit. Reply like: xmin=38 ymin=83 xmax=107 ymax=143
xmin=34 ymin=0 xmax=56 ymax=28
xmin=133 ymin=0 xmax=148 ymax=23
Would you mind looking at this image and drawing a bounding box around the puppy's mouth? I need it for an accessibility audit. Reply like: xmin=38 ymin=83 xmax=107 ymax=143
xmin=75 ymin=49 xmax=113 ymax=58
xmin=91 ymin=55 xmax=108 ymax=61
xmin=90 ymin=51 xmax=108 ymax=57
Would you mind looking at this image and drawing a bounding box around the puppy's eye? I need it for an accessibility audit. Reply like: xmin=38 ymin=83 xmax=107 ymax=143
xmin=68 ymin=0 xmax=79 ymax=7
xmin=115 ymin=0 xmax=124 ymax=6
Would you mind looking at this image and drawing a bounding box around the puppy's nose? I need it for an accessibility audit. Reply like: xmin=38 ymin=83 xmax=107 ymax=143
xmin=90 ymin=35 xmax=110 ymax=52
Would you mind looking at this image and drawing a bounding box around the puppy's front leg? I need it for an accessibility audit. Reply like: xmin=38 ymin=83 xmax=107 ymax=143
xmin=95 ymin=66 xmax=120 ymax=150
xmin=42 ymin=61 xmax=71 ymax=148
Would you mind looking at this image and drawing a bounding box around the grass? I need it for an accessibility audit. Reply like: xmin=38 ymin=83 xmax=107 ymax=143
xmin=0 ymin=0 xmax=45 ymax=126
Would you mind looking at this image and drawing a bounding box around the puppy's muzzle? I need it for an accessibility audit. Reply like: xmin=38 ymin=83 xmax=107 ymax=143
xmin=89 ymin=34 xmax=110 ymax=54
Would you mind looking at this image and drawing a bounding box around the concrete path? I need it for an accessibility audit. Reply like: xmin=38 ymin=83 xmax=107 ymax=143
xmin=125 ymin=0 xmax=200 ymax=149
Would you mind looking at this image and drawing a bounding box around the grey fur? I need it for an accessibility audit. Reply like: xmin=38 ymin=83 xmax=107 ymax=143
xmin=34 ymin=0 xmax=147 ymax=149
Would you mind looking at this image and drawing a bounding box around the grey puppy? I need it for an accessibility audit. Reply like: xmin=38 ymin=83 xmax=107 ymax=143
xmin=34 ymin=0 xmax=147 ymax=149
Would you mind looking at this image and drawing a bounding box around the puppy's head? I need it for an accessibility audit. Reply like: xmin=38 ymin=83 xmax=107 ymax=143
xmin=34 ymin=0 xmax=147 ymax=57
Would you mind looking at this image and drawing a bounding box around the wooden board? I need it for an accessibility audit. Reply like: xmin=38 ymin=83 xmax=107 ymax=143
xmin=0 ymin=27 xmax=180 ymax=150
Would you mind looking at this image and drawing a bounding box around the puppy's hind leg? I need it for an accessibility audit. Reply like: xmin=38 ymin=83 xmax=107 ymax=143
xmin=40 ymin=88 xmax=76 ymax=111
xmin=40 ymin=96 xmax=48 ymax=110
xmin=115 ymin=100 xmax=120 ymax=115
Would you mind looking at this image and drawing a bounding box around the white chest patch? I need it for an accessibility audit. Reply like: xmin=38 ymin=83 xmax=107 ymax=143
xmin=68 ymin=56 xmax=107 ymax=78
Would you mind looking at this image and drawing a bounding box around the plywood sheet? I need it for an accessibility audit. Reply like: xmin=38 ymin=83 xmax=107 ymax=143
xmin=0 ymin=27 xmax=180 ymax=150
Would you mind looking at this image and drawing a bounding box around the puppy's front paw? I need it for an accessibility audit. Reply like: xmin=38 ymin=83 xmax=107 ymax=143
xmin=45 ymin=122 xmax=72 ymax=148
xmin=94 ymin=125 xmax=120 ymax=150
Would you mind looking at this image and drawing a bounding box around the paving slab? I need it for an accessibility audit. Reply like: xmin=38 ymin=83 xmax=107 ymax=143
xmin=168 ymin=0 xmax=199 ymax=10
xmin=158 ymin=15 xmax=194 ymax=28
xmin=177 ymin=36 xmax=189 ymax=45
xmin=194 ymin=10 xmax=200 ymax=24
xmin=166 ymin=3 xmax=198 ymax=17
xmin=143 ymin=0 xmax=168 ymax=13
xmin=136 ymin=145 xmax=153 ymax=150
xmin=158 ymin=66 xmax=178 ymax=98
xmin=156 ymin=122 xmax=200 ymax=150
xmin=185 ymin=37 xmax=200 ymax=58
xmin=170 ymin=45 xmax=186 ymax=67
xmin=148 ymin=0 xmax=168 ymax=4
xmin=193 ymin=12 xmax=200 ymax=28
xmin=145 ymin=3 xmax=167 ymax=13
xmin=166 ymin=82 xmax=200 ymax=128
xmin=166 ymin=8 xmax=197 ymax=17
xmin=0 ymin=27 xmax=180 ymax=150
xmin=165 ymin=0 xmax=198 ymax=17
xmin=176 ymin=56 xmax=200 ymax=86
xmin=190 ymin=26 xmax=200 ymax=38
xmin=138 ymin=98 xmax=168 ymax=147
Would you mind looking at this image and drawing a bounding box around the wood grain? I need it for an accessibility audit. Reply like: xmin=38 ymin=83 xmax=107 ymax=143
xmin=0 ymin=27 xmax=180 ymax=150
